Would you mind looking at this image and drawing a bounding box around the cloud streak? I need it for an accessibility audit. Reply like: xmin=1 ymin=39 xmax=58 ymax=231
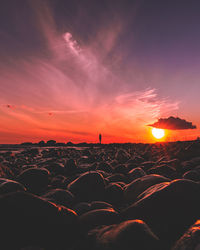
xmin=0 ymin=1 xmax=181 ymax=143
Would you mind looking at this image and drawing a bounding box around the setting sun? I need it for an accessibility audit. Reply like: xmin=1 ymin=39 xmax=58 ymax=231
xmin=152 ymin=128 xmax=165 ymax=139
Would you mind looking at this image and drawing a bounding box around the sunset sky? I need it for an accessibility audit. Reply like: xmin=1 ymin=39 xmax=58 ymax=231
xmin=0 ymin=0 xmax=200 ymax=143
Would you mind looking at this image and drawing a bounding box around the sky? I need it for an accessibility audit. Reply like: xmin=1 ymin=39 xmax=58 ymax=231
xmin=0 ymin=0 xmax=200 ymax=143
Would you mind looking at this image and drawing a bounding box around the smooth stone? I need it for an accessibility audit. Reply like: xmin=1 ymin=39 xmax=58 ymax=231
xmin=183 ymin=170 xmax=200 ymax=182
xmin=91 ymin=201 xmax=113 ymax=210
xmin=148 ymin=165 xmax=177 ymax=179
xmin=128 ymin=167 xmax=146 ymax=181
xmin=172 ymin=220 xmax=200 ymax=250
xmin=124 ymin=174 xmax=170 ymax=203
xmin=88 ymin=219 xmax=160 ymax=250
xmin=67 ymin=171 xmax=105 ymax=202
xmin=106 ymin=173 xmax=126 ymax=183
xmin=114 ymin=164 xmax=128 ymax=174
xmin=42 ymin=188 xmax=74 ymax=207
xmin=17 ymin=168 xmax=49 ymax=194
xmin=105 ymin=183 xmax=124 ymax=206
xmin=140 ymin=161 xmax=155 ymax=171
xmin=73 ymin=202 xmax=91 ymax=215
xmin=0 ymin=191 xmax=78 ymax=249
xmin=64 ymin=159 xmax=78 ymax=176
xmin=115 ymin=150 xmax=130 ymax=163
xmin=136 ymin=181 xmax=170 ymax=202
xmin=45 ymin=163 xmax=64 ymax=175
xmin=0 ymin=163 xmax=14 ymax=178
xmin=97 ymin=162 xmax=113 ymax=173
xmin=122 ymin=179 xmax=200 ymax=246
xmin=79 ymin=208 xmax=119 ymax=232
xmin=0 ymin=178 xmax=26 ymax=194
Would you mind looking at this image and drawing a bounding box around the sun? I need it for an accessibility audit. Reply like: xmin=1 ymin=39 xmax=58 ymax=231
xmin=152 ymin=128 xmax=165 ymax=139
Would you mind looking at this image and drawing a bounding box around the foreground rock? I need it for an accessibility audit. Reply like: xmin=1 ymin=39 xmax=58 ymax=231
xmin=0 ymin=163 xmax=14 ymax=178
xmin=124 ymin=174 xmax=170 ymax=203
xmin=172 ymin=220 xmax=200 ymax=250
xmin=17 ymin=168 xmax=49 ymax=194
xmin=79 ymin=208 xmax=119 ymax=232
xmin=122 ymin=179 xmax=200 ymax=247
xmin=0 ymin=178 xmax=26 ymax=194
xmin=105 ymin=183 xmax=124 ymax=206
xmin=67 ymin=171 xmax=106 ymax=202
xmin=42 ymin=188 xmax=75 ymax=208
xmin=85 ymin=219 xmax=160 ymax=250
xmin=0 ymin=191 xmax=78 ymax=249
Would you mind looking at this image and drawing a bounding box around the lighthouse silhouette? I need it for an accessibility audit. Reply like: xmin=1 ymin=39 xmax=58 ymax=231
xmin=99 ymin=134 xmax=102 ymax=144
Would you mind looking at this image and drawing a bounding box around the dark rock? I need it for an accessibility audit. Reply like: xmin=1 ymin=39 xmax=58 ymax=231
xmin=50 ymin=175 xmax=66 ymax=188
xmin=17 ymin=168 xmax=49 ymax=194
xmin=0 ymin=178 xmax=26 ymax=194
xmin=64 ymin=158 xmax=78 ymax=176
xmin=114 ymin=181 xmax=126 ymax=188
xmin=115 ymin=150 xmax=130 ymax=163
xmin=0 ymin=163 xmax=14 ymax=178
xmin=97 ymin=162 xmax=113 ymax=173
xmin=82 ymin=149 xmax=91 ymax=157
xmin=180 ymin=161 xmax=194 ymax=174
xmin=91 ymin=201 xmax=113 ymax=210
xmin=88 ymin=219 xmax=160 ymax=250
xmin=136 ymin=181 xmax=170 ymax=202
xmin=96 ymin=170 xmax=110 ymax=178
xmin=172 ymin=220 xmax=200 ymax=250
xmin=128 ymin=167 xmax=146 ymax=181
xmin=73 ymin=202 xmax=91 ymax=215
xmin=0 ymin=191 xmax=78 ymax=249
xmin=183 ymin=170 xmax=200 ymax=182
xmin=140 ymin=161 xmax=155 ymax=171
xmin=122 ymin=179 xmax=200 ymax=247
xmin=105 ymin=183 xmax=124 ymax=206
xmin=176 ymin=143 xmax=200 ymax=161
xmin=78 ymin=156 xmax=95 ymax=164
xmin=79 ymin=208 xmax=119 ymax=232
xmin=148 ymin=164 xmax=177 ymax=179
xmin=189 ymin=156 xmax=200 ymax=166
xmin=114 ymin=164 xmax=128 ymax=174
xmin=106 ymin=173 xmax=126 ymax=183
xmin=127 ymin=155 xmax=144 ymax=164
xmin=67 ymin=171 xmax=106 ymax=202
xmin=110 ymin=160 xmax=118 ymax=167
xmin=158 ymin=159 xmax=180 ymax=170
xmin=42 ymin=188 xmax=74 ymax=207
xmin=124 ymin=174 xmax=170 ymax=203
xmin=45 ymin=163 xmax=64 ymax=175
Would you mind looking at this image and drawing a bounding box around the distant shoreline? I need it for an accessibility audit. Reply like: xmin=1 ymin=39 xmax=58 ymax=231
xmin=0 ymin=138 xmax=199 ymax=149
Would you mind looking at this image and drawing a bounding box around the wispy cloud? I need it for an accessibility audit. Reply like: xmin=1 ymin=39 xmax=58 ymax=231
xmin=0 ymin=1 xmax=180 ymax=143
xmin=94 ymin=88 xmax=179 ymax=138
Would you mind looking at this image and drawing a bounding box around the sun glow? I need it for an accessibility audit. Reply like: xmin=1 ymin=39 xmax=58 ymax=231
xmin=152 ymin=128 xmax=165 ymax=139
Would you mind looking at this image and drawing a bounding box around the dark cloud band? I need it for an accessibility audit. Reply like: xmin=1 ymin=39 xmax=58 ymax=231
xmin=148 ymin=116 xmax=197 ymax=130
